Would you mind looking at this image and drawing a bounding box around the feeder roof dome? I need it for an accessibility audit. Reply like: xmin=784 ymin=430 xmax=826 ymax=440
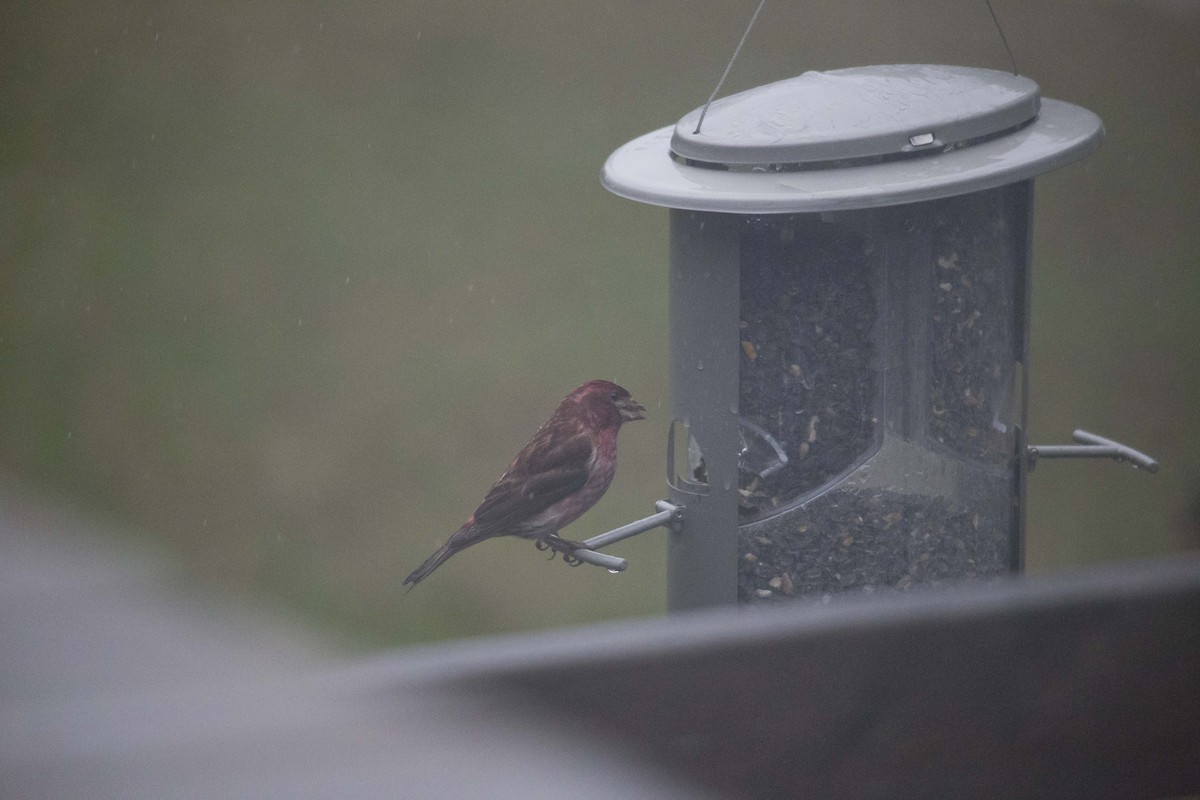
xmin=602 ymin=64 xmax=1103 ymax=213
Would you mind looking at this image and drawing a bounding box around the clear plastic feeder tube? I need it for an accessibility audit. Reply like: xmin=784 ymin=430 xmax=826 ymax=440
xmin=736 ymin=183 xmax=1029 ymax=601
xmin=665 ymin=182 xmax=1030 ymax=603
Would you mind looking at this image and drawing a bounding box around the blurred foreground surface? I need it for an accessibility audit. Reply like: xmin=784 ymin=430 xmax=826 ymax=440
xmin=3 ymin=492 xmax=1197 ymax=799
xmin=0 ymin=493 xmax=706 ymax=799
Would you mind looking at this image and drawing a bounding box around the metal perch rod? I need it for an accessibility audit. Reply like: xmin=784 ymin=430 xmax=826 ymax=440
xmin=1028 ymin=429 xmax=1159 ymax=472
xmin=568 ymin=501 xmax=683 ymax=573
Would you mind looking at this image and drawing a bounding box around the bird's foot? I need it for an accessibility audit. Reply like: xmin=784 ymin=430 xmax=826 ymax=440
xmin=535 ymin=534 xmax=592 ymax=566
xmin=534 ymin=538 xmax=559 ymax=561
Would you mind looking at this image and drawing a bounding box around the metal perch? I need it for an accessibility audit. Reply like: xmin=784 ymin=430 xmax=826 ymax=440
xmin=1028 ymin=429 xmax=1159 ymax=472
xmin=568 ymin=501 xmax=684 ymax=573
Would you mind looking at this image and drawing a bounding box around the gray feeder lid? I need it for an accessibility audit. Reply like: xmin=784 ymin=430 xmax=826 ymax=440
xmin=602 ymin=64 xmax=1104 ymax=213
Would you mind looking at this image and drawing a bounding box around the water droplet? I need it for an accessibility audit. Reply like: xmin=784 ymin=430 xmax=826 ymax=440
xmin=696 ymin=359 xmax=704 ymax=370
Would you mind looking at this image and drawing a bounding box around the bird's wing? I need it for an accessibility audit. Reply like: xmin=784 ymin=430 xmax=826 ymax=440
xmin=470 ymin=430 xmax=594 ymax=536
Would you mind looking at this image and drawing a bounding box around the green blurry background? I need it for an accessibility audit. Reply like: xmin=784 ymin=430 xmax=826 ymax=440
xmin=2 ymin=0 xmax=1197 ymax=647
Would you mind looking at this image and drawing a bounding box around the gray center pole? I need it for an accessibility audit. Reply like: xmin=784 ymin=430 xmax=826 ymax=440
xmin=667 ymin=209 xmax=742 ymax=610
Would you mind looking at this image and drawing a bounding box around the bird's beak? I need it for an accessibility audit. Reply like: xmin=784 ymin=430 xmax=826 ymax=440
xmin=618 ymin=396 xmax=647 ymax=422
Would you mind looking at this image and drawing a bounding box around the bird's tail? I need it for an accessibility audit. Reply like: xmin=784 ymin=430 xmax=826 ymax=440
xmin=402 ymin=542 xmax=457 ymax=588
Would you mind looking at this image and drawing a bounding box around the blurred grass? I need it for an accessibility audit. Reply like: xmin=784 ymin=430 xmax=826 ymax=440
xmin=1 ymin=0 xmax=1197 ymax=646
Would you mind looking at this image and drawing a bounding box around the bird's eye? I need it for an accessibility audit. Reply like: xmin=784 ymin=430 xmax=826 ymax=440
xmin=609 ymin=391 xmax=620 ymax=402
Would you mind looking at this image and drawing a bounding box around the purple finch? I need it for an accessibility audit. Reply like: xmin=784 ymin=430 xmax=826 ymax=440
xmin=403 ymin=380 xmax=646 ymax=587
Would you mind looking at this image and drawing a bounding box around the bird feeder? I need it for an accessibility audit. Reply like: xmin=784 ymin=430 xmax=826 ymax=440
xmin=602 ymin=64 xmax=1156 ymax=610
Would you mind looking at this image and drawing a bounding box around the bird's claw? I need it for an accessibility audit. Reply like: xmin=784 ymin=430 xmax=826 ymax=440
xmin=534 ymin=535 xmax=591 ymax=565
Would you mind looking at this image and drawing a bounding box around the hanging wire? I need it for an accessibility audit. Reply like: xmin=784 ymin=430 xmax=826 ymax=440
xmin=985 ymin=1 xmax=1019 ymax=75
xmin=694 ymin=0 xmax=768 ymax=134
